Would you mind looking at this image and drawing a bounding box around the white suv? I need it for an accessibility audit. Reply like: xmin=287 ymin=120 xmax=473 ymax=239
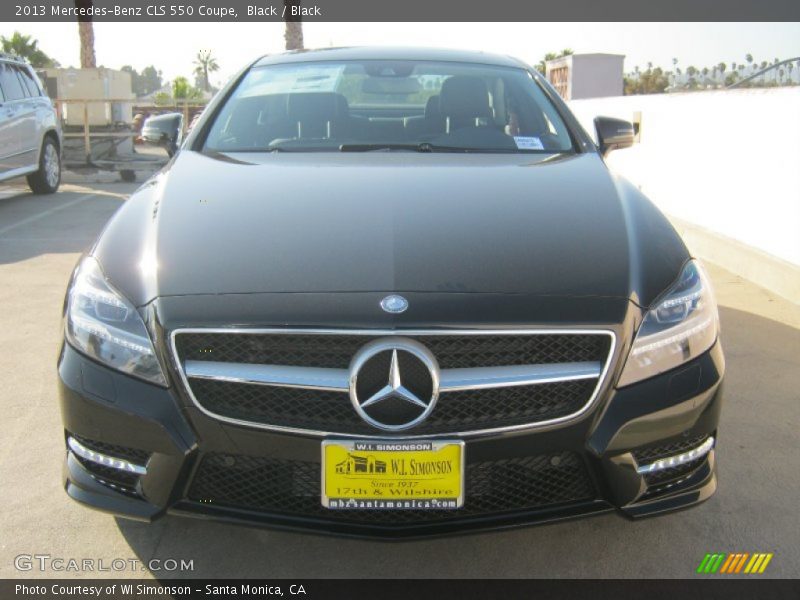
xmin=0 ymin=53 xmax=62 ymax=194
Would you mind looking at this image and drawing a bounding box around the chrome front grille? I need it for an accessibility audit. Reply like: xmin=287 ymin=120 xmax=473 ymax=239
xmin=171 ymin=329 xmax=615 ymax=437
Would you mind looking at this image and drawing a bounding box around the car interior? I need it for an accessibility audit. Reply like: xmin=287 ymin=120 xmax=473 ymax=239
xmin=206 ymin=69 xmax=573 ymax=153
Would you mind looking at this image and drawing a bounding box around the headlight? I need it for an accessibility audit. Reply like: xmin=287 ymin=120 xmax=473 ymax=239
xmin=618 ymin=260 xmax=719 ymax=387
xmin=65 ymin=257 xmax=167 ymax=386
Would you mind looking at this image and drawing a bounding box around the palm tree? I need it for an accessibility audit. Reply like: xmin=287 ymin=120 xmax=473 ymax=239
xmin=172 ymin=76 xmax=201 ymax=100
xmin=536 ymin=52 xmax=560 ymax=74
xmin=74 ymin=0 xmax=97 ymax=68
xmin=0 ymin=32 xmax=58 ymax=67
xmin=193 ymin=50 xmax=219 ymax=92
xmin=745 ymin=53 xmax=754 ymax=73
xmin=283 ymin=0 xmax=304 ymax=50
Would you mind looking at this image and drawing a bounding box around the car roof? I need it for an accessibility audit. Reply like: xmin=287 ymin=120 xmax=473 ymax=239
xmin=0 ymin=52 xmax=29 ymax=66
xmin=253 ymin=47 xmax=530 ymax=69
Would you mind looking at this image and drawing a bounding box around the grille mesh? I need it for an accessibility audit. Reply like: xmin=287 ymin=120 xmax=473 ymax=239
xmin=176 ymin=331 xmax=610 ymax=434
xmin=633 ymin=435 xmax=711 ymax=493
xmin=69 ymin=435 xmax=149 ymax=497
xmin=70 ymin=434 xmax=150 ymax=464
xmin=187 ymin=451 xmax=595 ymax=524
xmin=644 ymin=460 xmax=704 ymax=487
xmin=633 ymin=435 xmax=709 ymax=464
xmin=175 ymin=332 xmax=611 ymax=370
xmin=74 ymin=457 xmax=141 ymax=496
xmin=189 ymin=378 xmax=597 ymax=434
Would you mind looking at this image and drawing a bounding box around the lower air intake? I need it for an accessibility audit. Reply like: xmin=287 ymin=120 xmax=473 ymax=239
xmin=187 ymin=451 xmax=596 ymax=525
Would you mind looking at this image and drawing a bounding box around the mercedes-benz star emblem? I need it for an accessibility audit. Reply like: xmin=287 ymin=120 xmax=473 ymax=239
xmin=380 ymin=294 xmax=408 ymax=314
xmin=349 ymin=338 xmax=439 ymax=431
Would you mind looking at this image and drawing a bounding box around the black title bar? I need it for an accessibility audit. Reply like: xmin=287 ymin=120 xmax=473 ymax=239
xmin=4 ymin=0 xmax=800 ymax=22
xmin=3 ymin=579 xmax=800 ymax=600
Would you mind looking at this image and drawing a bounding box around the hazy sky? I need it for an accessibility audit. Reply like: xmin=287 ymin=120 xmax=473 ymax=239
xmin=4 ymin=22 xmax=799 ymax=86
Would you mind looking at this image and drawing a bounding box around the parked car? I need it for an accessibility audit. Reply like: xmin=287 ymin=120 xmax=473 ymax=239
xmin=58 ymin=47 xmax=724 ymax=538
xmin=0 ymin=53 xmax=62 ymax=193
xmin=140 ymin=112 xmax=183 ymax=157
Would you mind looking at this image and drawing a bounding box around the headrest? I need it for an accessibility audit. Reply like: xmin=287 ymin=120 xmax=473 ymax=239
xmin=287 ymin=93 xmax=349 ymax=121
xmin=425 ymin=95 xmax=441 ymax=119
xmin=439 ymin=77 xmax=491 ymax=119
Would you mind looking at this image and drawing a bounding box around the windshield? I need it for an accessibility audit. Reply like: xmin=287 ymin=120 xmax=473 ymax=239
xmin=203 ymin=60 xmax=575 ymax=153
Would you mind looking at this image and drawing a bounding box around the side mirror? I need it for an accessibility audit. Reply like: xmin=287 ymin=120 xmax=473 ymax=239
xmin=594 ymin=116 xmax=635 ymax=158
xmin=141 ymin=113 xmax=183 ymax=157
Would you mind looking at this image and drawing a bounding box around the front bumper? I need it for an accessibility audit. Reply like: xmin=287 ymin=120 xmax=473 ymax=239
xmin=58 ymin=339 xmax=724 ymax=538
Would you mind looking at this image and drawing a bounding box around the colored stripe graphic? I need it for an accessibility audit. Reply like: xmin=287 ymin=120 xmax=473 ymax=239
xmin=697 ymin=554 xmax=713 ymax=574
xmin=751 ymin=554 xmax=767 ymax=573
xmin=711 ymin=554 xmax=726 ymax=573
xmin=734 ymin=553 xmax=749 ymax=573
xmin=697 ymin=552 xmax=773 ymax=575
xmin=719 ymin=554 xmax=737 ymax=574
xmin=699 ymin=553 xmax=727 ymax=573
xmin=758 ymin=554 xmax=774 ymax=573
xmin=744 ymin=554 xmax=760 ymax=573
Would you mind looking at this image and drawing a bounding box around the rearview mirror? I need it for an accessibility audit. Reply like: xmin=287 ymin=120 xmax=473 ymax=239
xmin=362 ymin=77 xmax=421 ymax=95
xmin=594 ymin=116 xmax=634 ymax=158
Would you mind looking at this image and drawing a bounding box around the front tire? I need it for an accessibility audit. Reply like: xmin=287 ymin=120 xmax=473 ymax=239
xmin=27 ymin=137 xmax=61 ymax=194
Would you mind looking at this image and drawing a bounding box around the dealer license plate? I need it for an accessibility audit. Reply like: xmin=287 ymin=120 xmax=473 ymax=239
xmin=321 ymin=440 xmax=464 ymax=510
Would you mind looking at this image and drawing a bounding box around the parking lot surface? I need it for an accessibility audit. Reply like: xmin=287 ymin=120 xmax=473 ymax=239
xmin=1 ymin=182 xmax=798 ymax=578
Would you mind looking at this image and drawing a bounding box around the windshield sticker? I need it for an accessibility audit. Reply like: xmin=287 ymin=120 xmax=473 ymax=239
xmin=514 ymin=136 xmax=545 ymax=150
xmin=242 ymin=65 xmax=345 ymax=97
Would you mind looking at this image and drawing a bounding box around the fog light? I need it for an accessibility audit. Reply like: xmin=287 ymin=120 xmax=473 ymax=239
xmin=636 ymin=436 xmax=714 ymax=474
xmin=67 ymin=437 xmax=147 ymax=475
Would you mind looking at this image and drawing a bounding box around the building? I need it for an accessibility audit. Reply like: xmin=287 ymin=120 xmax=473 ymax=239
xmin=545 ymin=53 xmax=625 ymax=100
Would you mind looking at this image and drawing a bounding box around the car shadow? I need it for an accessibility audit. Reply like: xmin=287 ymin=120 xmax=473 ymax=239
xmin=115 ymin=306 xmax=800 ymax=578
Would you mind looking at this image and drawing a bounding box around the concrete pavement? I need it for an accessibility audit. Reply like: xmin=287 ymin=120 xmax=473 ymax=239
xmin=1 ymin=182 xmax=798 ymax=579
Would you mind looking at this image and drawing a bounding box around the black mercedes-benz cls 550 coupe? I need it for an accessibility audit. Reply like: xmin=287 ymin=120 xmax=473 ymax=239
xmin=58 ymin=47 xmax=724 ymax=538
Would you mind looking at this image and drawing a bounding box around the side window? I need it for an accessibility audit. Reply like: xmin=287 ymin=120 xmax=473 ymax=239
xmin=16 ymin=67 xmax=41 ymax=97
xmin=0 ymin=63 xmax=26 ymax=101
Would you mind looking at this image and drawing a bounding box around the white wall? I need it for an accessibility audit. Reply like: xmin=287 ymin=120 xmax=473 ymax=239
xmin=571 ymin=55 xmax=624 ymax=100
xmin=569 ymin=88 xmax=800 ymax=268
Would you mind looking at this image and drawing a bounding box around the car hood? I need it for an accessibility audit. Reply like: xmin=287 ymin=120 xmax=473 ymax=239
xmin=95 ymin=150 xmax=688 ymax=309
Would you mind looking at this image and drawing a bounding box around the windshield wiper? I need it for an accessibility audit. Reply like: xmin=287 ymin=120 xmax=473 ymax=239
xmin=339 ymin=142 xmax=504 ymax=153
xmin=339 ymin=143 xmax=433 ymax=152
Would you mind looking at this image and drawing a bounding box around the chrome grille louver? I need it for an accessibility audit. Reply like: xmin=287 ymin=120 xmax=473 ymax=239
xmin=171 ymin=329 xmax=616 ymax=438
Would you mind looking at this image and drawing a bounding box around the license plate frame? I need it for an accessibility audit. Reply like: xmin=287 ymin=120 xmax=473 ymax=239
xmin=321 ymin=439 xmax=465 ymax=510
